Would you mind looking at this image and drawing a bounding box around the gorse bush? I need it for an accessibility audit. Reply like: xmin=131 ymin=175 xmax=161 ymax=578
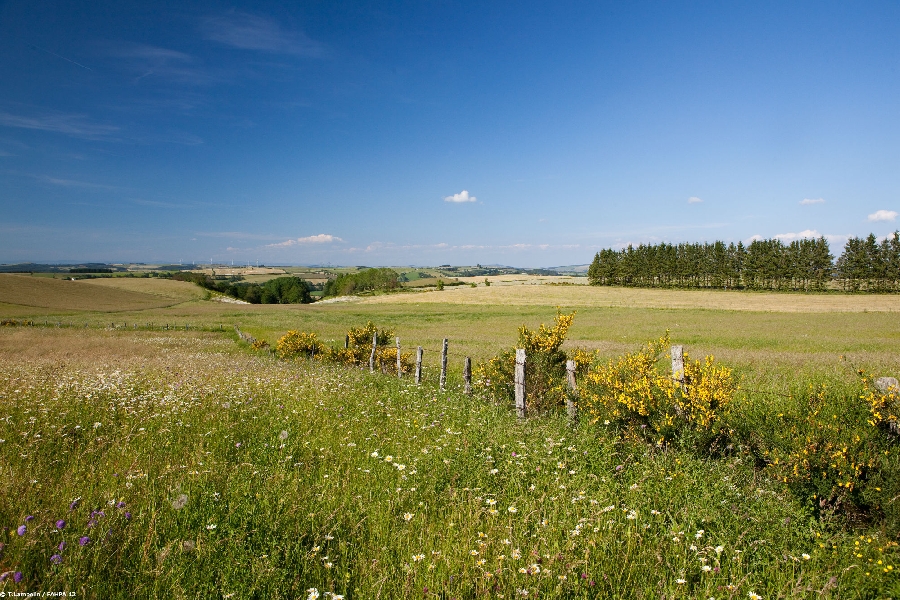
xmin=476 ymin=311 xmax=581 ymax=412
xmin=276 ymin=322 xmax=414 ymax=375
xmin=276 ymin=331 xmax=322 ymax=358
xmin=580 ymin=333 xmax=736 ymax=447
xmin=741 ymin=374 xmax=900 ymax=534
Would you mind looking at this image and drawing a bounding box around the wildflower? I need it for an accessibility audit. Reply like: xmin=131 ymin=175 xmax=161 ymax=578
xmin=124 ymin=512 xmax=132 ymax=520
xmin=476 ymin=559 xmax=486 ymax=566
xmin=470 ymin=550 xmax=479 ymax=556
xmin=626 ymin=510 xmax=637 ymax=520
xmin=512 ymin=549 xmax=522 ymax=559
xmin=206 ymin=524 xmax=217 ymax=530
xmin=58 ymin=542 xmax=66 ymax=551
xmin=13 ymin=572 xmax=22 ymax=583
xmin=676 ymin=578 xmax=686 ymax=584
xmin=748 ymin=593 xmax=762 ymax=600
xmin=25 ymin=515 xmax=34 ymax=522
xmin=16 ymin=525 xmax=26 ymax=536
xmin=69 ymin=498 xmax=81 ymax=511
xmin=485 ymin=499 xmax=497 ymax=506
xmin=714 ymin=545 xmax=724 ymax=554
xmin=696 ymin=529 xmax=705 ymax=539
xmin=307 ymin=589 xmax=320 ymax=600
xmin=78 ymin=536 xmax=90 ymax=546
xmin=324 ymin=562 xmax=333 ymax=569
xmin=489 ymin=468 xmax=499 ymax=475
xmin=508 ymin=506 xmax=518 ymax=513
xmin=172 ymin=493 xmax=188 ymax=510
xmin=651 ymin=509 xmax=660 ymax=515
xmin=385 ymin=456 xmax=393 ymax=462
xmin=412 ymin=554 xmax=425 ymax=562
xmin=279 ymin=430 xmax=289 ymax=440
xmin=56 ymin=520 xmax=66 ymax=529
xmin=403 ymin=513 xmax=414 ymax=521
xmin=51 ymin=554 xmax=63 ymax=565
xmin=801 ymin=553 xmax=810 ymax=560
xmin=370 ymin=451 xmax=379 ymax=458
xmin=702 ymin=565 xmax=712 ymax=572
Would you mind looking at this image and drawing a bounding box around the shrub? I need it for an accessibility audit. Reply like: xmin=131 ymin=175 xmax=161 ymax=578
xmin=476 ymin=311 xmax=578 ymax=412
xmin=580 ymin=333 xmax=736 ymax=447
xmin=276 ymin=331 xmax=322 ymax=359
xmin=746 ymin=374 xmax=900 ymax=533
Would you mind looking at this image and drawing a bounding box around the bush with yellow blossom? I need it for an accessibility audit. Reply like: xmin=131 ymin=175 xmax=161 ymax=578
xmin=579 ymin=333 xmax=736 ymax=447
xmin=475 ymin=310 xmax=586 ymax=412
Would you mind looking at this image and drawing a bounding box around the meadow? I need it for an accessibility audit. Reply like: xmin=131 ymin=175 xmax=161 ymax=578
xmin=0 ymin=275 xmax=899 ymax=598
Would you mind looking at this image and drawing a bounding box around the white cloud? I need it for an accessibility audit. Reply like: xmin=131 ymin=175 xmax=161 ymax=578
xmin=687 ymin=196 xmax=703 ymax=204
xmin=443 ymin=190 xmax=476 ymax=203
xmin=799 ymin=198 xmax=824 ymax=205
xmin=868 ymin=209 xmax=898 ymax=222
xmin=774 ymin=229 xmax=822 ymax=242
xmin=266 ymin=234 xmax=342 ymax=248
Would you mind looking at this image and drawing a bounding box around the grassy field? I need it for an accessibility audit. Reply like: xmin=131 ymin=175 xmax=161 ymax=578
xmin=0 ymin=275 xmax=203 ymax=312
xmin=1 ymin=276 xmax=899 ymax=597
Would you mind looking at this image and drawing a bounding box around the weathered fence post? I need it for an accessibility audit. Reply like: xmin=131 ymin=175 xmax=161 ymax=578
xmin=515 ymin=349 xmax=526 ymax=419
xmin=345 ymin=335 xmax=349 ymax=349
xmin=415 ymin=346 xmax=423 ymax=384
xmin=463 ymin=357 xmax=472 ymax=395
xmin=440 ymin=338 xmax=448 ymax=390
xmin=566 ymin=359 xmax=578 ymax=424
xmin=369 ymin=332 xmax=377 ymax=373
xmin=671 ymin=344 xmax=685 ymax=385
xmin=396 ymin=337 xmax=402 ymax=378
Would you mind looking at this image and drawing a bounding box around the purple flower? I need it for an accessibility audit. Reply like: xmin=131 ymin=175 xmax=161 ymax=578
xmin=124 ymin=512 xmax=132 ymax=520
xmin=58 ymin=541 xmax=66 ymax=551
xmin=24 ymin=515 xmax=34 ymax=522
xmin=16 ymin=525 xmax=26 ymax=536
xmin=116 ymin=501 xmax=126 ymax=509
xmin=50 ymin=554 xmax=62 ymax=565
xmin=69 ymin=498 xmax=81 ymax=511
xmin=56 ymin=520 xmax=66 ymax=530
xmin=78 ymin=536 xmax=90 ymax=546
xmin=511 ymin=452 xmax=517 ymax=457
xmin=0 ymin=572 xmax=7 ymax=581
xmin=87 ymin=519 xmax=97 ymax=528
xmin=13 ymin=571 xmax=22 ymax=583
xmin=235 ymin=442 xmax=241 ymax=448
xmin=615 ymin=464 xmax=624 ymax=472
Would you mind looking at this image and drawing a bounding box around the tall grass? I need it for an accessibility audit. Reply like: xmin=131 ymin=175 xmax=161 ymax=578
xmin=0 ymin=331 xmax=897 ymax=598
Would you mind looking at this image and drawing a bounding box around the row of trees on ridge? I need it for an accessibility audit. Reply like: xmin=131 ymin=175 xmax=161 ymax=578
xmin=587 ymin=233 xmax=900 ymax=292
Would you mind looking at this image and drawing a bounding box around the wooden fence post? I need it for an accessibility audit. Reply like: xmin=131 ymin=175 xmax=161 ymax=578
xmin=396 ymin=337 xmax=402 ymax=378
xmin=671 ymin=345 xmax=684 ymax=385
xmin=515 ymin=349 xmax=526 ymax=419
xmin=345 ymin=335 xmax=349 ymax=349
xmin=464 ymin=357 xmax=472 ymax=395
xmin=415 ymin=347 xmax=423 ymax=384
xmin=440 ymin=338 xmax=448 ymax=390
xmin=369 ymin=332 xmax=377 ymax=373
xmin=565 ymin=359 xmax=578 ymax=424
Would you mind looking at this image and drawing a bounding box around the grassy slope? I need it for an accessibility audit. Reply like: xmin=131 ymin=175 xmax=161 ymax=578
xmin=0 ymin=275 xmax=199 ymax=312
xmin=0 ymin=329 xmax=896 ymax=598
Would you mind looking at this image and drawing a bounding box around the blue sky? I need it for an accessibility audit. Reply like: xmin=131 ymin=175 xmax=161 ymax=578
xmin=1 ymin=1 xmax=899 ymax=267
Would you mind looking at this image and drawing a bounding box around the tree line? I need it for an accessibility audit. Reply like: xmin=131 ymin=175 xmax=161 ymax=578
xmin=587 ymin=232 xmax=900 ymax=292
xmin=170 ymin=273 xmax=313 ymax=303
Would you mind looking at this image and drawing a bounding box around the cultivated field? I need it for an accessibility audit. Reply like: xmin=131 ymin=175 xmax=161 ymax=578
xmin=1 ymin=276 xmax=899 ymax=598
